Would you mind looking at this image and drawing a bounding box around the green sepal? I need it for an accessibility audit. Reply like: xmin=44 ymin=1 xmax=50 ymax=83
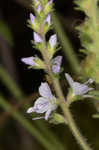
xmin=33 ymin=0 xmax=40 ymax=7
xmin=49 ymin=113 xmax=65 ymax=124
xmin=47 ymin=42 xmax=59 ymax=59
xmin=44 ymin=2 xmax=54 ymax=15
xmin=79 ymin=49 xmax=89 ymax=55
xmin=43 ymin=22 xmax=52 ymax=34
xmin=42 ymin=0 xmax=48 ymax=6
xmin=28 ymin=57 xmax=45 ymax=70
xmin=27 ymin=19 xmax=39 ymax=32
xmin=31 ymin=40 xmax=44 ymax=52
xmin=52 ymin=67 xmax=64 ymax=79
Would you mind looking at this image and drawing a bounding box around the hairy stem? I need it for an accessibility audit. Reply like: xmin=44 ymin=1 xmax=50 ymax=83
xmin=41 ymin=36 xmax=92 ymax=150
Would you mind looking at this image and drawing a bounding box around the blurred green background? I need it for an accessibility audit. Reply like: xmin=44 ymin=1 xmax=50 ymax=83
xmin=0 ymin=0 xmax=99 ymax=150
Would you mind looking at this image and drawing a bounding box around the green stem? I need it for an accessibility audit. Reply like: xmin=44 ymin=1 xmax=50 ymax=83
xmin=41 ymin=38 xmax=92 ymax=150
xmin=52 ymin=12 xmax=81 ymax=75
xmin=0 ymin=66 xmax=65 ymax=150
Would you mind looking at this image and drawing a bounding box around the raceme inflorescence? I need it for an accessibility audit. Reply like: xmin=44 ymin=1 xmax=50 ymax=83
xmin=21 ymin=0 xmax=96 ymax=150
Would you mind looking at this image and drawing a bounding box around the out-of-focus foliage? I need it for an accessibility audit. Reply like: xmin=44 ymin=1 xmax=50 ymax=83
xmin=0 ymin=21 xmax=14 ymax=46
xmin=75 ymin=0 xmax=99 ymax=83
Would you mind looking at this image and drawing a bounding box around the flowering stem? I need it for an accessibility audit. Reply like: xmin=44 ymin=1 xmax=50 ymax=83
xmin=41 ymin=34 xmax=92 ymax=150
xmin=0 ymin=66 xmax=65 ymax=150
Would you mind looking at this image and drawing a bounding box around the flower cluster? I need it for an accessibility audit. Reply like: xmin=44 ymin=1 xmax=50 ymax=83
xmin=21 ymin=0 xmax=62 ymax=74
xmin=22 ymin=0 xmax=94 ymax=121
xmin=21 ymin=0 xmax=63 ymax=121
xmin=26 ymin=74 xmax=93 ymax=121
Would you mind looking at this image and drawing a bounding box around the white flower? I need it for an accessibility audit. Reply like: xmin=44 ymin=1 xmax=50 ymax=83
xmin=27 ymin=82 xmax=57 ymax=120
xmin=65 ymin=73 xmax=94 ymax=97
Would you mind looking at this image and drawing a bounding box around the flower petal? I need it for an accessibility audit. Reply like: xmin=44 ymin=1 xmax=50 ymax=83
xmin=34 ymin=97 xmax=50 ymax=113
xmin=39 ymin=82 xmax=53 ymax=99
xmin=65 ymin=73 xmax=94 ymax=96
xmin=48 ymin=0 xmax=53 ymax=5
xmin=37 ymin=5 xmax=42 ymax=13
xmin=35 ymin=0 xmax=39 ymax=3
xmin=51 ymin=56 xmax=62 ymax=74
xmin=32 ymin=116 xmax=45 ymax=120
xmin=73 ymin=82 xmax=94 ymax=95
xmin=21 ymin=57 xmax=36 ymax=66
xmin=83 ymin=94 xmax=93 ymax=98
xmin=49 ymin=34 xmax=57 ymax=49
xmin=65 ymin=73 xmax=74 ymax=88
xmin=44 ymin=14 xmax=51 ymax=26
xmin=84 ymin=78 xmax=94 ymax=85
xmin=30 ymin=13 xmax=35 ymax=25
xmin=27 ymin=107 xmax=35 ymax=113
xmin=45 ymin=109 xmax=52 ymax=120
xmin=34 ymin=32 xmax=43 ymax=43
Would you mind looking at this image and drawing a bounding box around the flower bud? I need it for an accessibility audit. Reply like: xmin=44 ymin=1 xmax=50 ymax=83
xmin=50 ymin=113 xmax=65 ymax=124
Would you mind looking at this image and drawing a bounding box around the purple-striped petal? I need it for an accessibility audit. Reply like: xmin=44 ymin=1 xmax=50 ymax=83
xmin=65 ymin=73 xmax=94 ymax=96
xmin=27 ymin=82 xmax=57 ymax=121
xmin=39 ymin=82 xmax=53 ymax=99
xmin=33 ymin=97 xmax=50 ymax=113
